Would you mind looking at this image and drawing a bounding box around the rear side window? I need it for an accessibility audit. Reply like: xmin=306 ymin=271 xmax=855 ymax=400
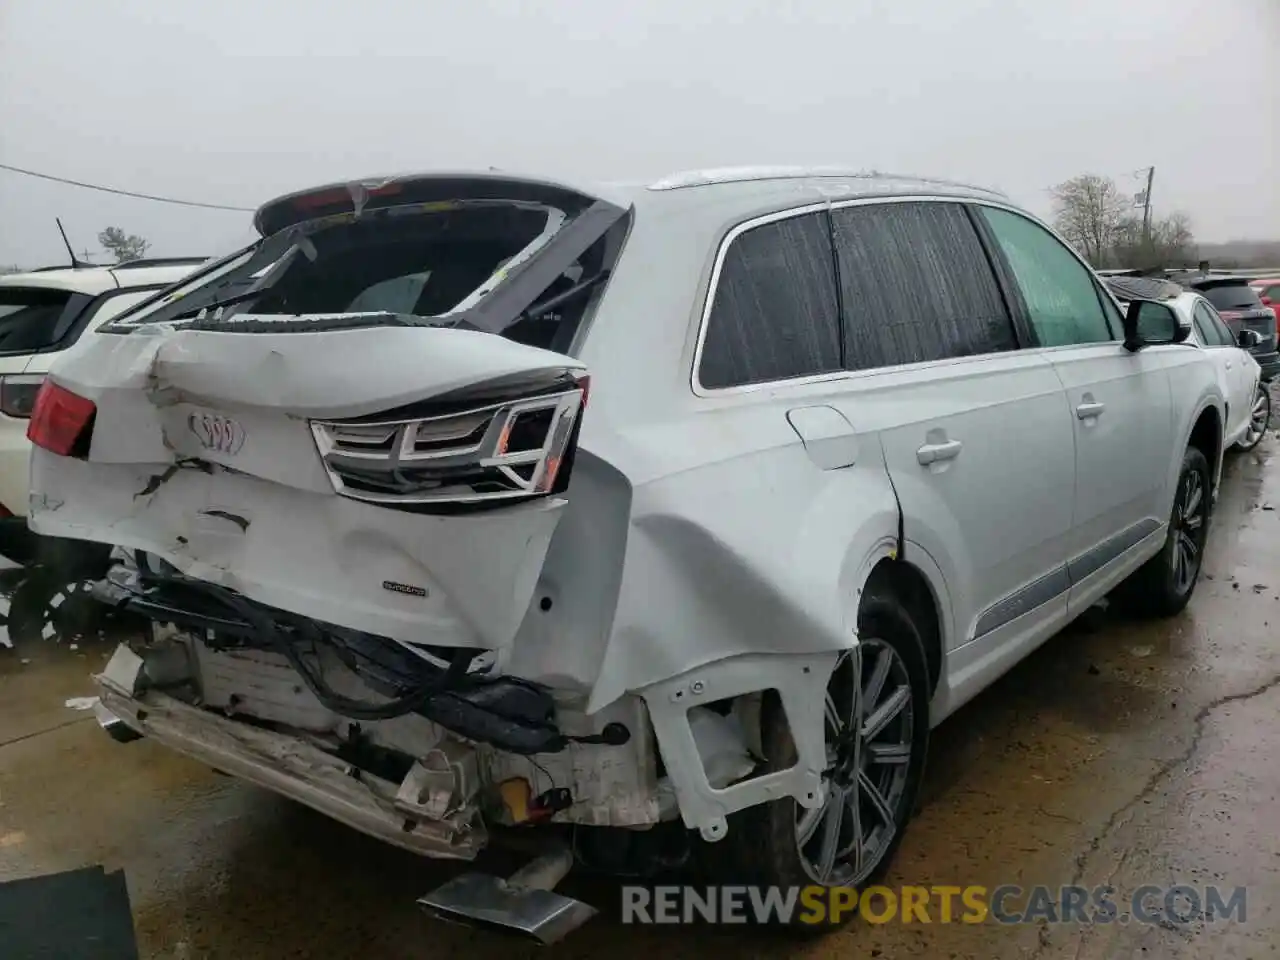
xmin=1200 ymin=284 xmax=1265 ymax=311
xmin=978 ymin=207 xmax=1115 ymax=347
xmin=698 ymin=212 xmax=841 ymax=389
xmin=830 ymin=202 xmax=1015 ymax=369
xmin=0 ymin=288 xmax=89 ymax=355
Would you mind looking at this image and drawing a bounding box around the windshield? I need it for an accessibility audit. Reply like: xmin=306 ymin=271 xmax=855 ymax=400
xmin=1201 ymin=284 xmax=1265 ymax=311
xmin=115 ymin=201 xmax=563 ymax=329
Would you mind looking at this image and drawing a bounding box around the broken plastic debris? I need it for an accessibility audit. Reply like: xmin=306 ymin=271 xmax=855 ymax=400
xmin=65 ymin=696 xmax=100 ymax=711
xmin=688 ymin=707 xmax=756 ymax=786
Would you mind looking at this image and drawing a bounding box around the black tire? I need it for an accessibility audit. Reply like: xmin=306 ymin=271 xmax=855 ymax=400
xmin=702 ymin=589 xmax=931 ymax=932
xmin=1234 ymin=386 xmax=1270 ymax=452
xmin=6 ymin=570 xmax=63 ymax=647
xmin=1118 ymin=446 xmax=1211 ymax=618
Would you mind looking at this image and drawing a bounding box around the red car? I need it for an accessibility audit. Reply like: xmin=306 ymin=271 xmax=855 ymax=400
xmin=1251 ymin=277 xmax=1280 ymax=327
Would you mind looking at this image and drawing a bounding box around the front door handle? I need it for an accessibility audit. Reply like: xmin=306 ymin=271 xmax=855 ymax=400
xmin=1076 ymin=401 xmax=1106 ymax=420
xmin=917 ymin=439 xmax=963 ymax=465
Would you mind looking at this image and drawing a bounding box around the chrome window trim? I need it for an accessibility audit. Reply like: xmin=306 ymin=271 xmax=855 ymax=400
xmin=689 ymin=194 xmax=1117 ymax=398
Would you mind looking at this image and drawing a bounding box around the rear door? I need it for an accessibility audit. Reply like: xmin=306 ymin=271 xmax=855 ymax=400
xmin=972 ymin=205 xmax=1174 ymax=615
xmin=826 ymin=200 xmax=1076 ymax=656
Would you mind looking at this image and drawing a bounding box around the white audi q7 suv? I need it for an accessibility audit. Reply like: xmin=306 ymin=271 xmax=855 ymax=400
xmin=25 ymin=168 xmax=1224 ymax=941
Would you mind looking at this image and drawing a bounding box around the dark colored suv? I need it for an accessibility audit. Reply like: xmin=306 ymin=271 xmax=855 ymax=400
xmin=1180 ymin=276 xmax=1278 ymax=381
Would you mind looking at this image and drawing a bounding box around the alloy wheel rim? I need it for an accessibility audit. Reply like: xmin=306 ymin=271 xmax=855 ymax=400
xmin=795 ymin=638 xmax=914 ymax=886
xmin=1245 ymin=391 xmax=1270 ymax=447
xmin=1171 ymin=467 xmax=1206 ymax=595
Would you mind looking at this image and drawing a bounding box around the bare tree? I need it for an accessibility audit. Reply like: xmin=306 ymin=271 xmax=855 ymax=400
xmin=1050 ymin=174 xmax=1129 ymax=266
xmin=98 ymin=226 xmax=150 ymax=263
xmin=1113 ymin=211 xmax=1196 ymax=269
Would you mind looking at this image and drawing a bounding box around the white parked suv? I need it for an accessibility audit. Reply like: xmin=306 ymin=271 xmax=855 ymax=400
xmin=25 ymin=169 xmax=1224 ymax=940
xmin=1105 ymin=275 xmax=1270 ymax=452
xmin=0 ymin=259 xmax=204 ymax=629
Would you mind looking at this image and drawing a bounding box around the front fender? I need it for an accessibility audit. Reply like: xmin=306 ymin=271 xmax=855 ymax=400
xmin=1165 ymin=355 xmax=1226 ymax=510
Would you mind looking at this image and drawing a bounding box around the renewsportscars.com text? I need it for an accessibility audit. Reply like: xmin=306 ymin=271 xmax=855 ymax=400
xmin=620 ymin=884 xmax=1248 ymax=926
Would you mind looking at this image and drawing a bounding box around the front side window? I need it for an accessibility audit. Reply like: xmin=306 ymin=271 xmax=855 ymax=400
xmin=1195 ymin=302 xmax=1232 ymax=347
xmin=831 ymin=201 xmax=1015 ymax=369
xmin=978 ymin=207 xmax=1114 ymax=347
xmin=1192 ymin=302 xmax=1217 ymax=346
xmin=698 ymin=212 xmax=841 ymax=389
xmin=1207 ymin=309 xmax=1237 ymax=347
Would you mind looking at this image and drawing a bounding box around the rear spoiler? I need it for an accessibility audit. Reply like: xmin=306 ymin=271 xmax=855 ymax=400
xmin=1186 ymin=276 xmax=1257 ymax=290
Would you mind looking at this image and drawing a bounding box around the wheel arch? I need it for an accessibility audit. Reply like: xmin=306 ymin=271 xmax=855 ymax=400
xmin=1186 ymin=399 xmax=1224 ymax=495
xmin=861 ymin=553 xmax=947 ymax=698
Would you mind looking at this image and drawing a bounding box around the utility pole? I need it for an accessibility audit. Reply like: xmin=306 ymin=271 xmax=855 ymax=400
xmin=1140 ymin=166 xmax=1154 ymax=246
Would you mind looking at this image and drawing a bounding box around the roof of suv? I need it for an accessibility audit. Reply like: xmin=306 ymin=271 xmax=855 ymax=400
xmin=0 ymin=258 xmax=208 ymax=295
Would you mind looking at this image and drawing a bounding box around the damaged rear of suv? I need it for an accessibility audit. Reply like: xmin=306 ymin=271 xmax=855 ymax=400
xmin=30 ymin=171 xmax=858 ymax=941
xmin=34 ymin=168 xmax=1201 ymax=942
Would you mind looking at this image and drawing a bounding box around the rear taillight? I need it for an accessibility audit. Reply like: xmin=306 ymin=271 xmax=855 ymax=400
xmin=0 ymin=374 xmax=46 ymax=419
xmin=27 ymin=380 xmax=96 ymax=457
xmin=311 ymin=375 xmax=589 ymax=508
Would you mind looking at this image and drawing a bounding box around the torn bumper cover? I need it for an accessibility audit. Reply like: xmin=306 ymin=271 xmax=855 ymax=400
xmin=95 ymin=644 xmax=483 ymax=860
xmin=88 ymin=570 xmax=615 ymax=757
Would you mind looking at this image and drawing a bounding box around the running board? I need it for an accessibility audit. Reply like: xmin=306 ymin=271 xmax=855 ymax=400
xmin=418 ymin=846 xmax=596 ymax=943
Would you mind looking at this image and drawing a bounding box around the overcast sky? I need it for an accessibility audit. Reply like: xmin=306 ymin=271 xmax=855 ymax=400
xmin=1 ymin=0 xmax=1276 ymax=267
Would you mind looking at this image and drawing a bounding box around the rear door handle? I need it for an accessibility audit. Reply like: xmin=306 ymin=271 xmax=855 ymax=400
xmin=917 ymin=439 xmax=963 ymax=465
xmin=1076 ymin=401 xmax=1106 ymax=420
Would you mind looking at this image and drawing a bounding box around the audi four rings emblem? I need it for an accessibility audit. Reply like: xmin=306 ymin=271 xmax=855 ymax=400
xmin=188 ymin=412 xmax=246 ymax=455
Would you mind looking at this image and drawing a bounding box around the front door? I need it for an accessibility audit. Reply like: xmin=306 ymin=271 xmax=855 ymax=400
xmin=973 ymin=205 xmax=1174 ymax=614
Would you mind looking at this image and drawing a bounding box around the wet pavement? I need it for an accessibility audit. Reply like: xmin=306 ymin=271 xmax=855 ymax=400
xmin=3 ymin=440 xmax=1280 ymax=959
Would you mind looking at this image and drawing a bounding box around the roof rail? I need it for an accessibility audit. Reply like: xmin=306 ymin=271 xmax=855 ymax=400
xmin=647 ymin=165 xmax=1007 ymax=197
xmin=109 ymin=256 xmax=209 ymax=270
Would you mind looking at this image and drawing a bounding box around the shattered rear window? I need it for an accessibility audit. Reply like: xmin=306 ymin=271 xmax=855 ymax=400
xmin=120 ymin=202 xmax=561 ymax=329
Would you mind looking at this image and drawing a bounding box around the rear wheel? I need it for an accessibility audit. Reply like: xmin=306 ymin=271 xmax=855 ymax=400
xmin=1236 ymin=386 xmax=1270 ymax=451
xmin=1117 ymin=446 xmax=1211 ymax=617
xmin=708 ymin=590 xmax=930 ymax=930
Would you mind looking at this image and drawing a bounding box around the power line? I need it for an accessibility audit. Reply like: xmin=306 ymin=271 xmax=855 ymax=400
xmin=0 ymin=161 xmax=255 ymax=212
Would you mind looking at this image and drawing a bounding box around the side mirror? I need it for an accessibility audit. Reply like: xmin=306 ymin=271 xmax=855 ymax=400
xmin=1123 ymin=299 xmax=1189 ymax=352
xmin=1239 ymin=329 xmax=1262 ymax=349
